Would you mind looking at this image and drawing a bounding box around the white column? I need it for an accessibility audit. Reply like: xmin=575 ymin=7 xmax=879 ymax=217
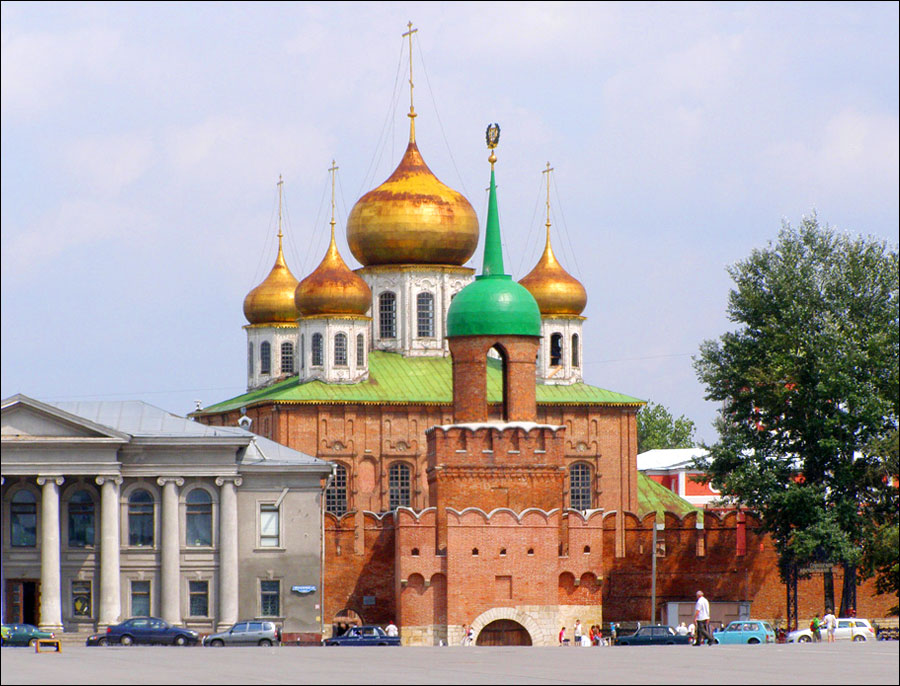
xmin=157 ymin=477 xmax=183 ymax=625
xmin=36 ymin=476 xmax=64 ymax=631
xmin=215 ymin=476 xmax=242 ymax=630
xmin=96 ymin=476 xmax=122 ymax=627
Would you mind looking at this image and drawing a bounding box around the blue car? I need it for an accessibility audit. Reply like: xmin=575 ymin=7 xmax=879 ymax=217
xmin=615 ymin=625 xmax=692 ymax=646
xmin=714 ymin=620 xmax=775 ymax=644
xmin=323 ymin=625 xmax=400 ymax=646
xmin=86 ymin=617 xmax=199 ymax=646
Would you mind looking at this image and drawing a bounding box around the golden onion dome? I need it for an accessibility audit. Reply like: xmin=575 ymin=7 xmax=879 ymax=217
xmin=346 ymin=122 xmax=479 ymax=266
xmin=518 ymin=228 xmax=587 ymax=316
xmin=295 ymin=225 xmax=372 ymax=317
xmin=243 ymin=231 xmax=301 ymax=324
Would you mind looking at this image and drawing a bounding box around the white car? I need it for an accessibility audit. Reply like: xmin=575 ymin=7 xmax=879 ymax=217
xmin=787 ymin=618 xmax=876 ymax=642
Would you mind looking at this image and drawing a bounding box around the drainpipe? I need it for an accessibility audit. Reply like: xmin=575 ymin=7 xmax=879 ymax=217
xmin=320 ymin=464 xmax=336 ymax=642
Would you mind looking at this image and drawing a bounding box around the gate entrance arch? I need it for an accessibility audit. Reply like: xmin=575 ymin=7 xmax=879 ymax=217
xmin=476 ymin=619 xmax=532 ymax=646
xmin=470 ymin=607 xmax=546 ymax=646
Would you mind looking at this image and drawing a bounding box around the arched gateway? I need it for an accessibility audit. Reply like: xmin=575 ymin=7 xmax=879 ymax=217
xmin=476 ymin=619 xmax=532 ymax=646
xmin=470 ymin=607 xmax=546 ymax=646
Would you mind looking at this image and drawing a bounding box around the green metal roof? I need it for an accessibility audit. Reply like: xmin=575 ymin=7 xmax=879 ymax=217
xmin=637 ymin=472 xmax=703 ymax=523
xmin=198 ymin=351 xmax=644 ymax=414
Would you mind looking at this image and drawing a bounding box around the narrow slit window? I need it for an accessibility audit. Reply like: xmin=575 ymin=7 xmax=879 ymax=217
xmin=379 ymin=292 xmax=396 ymax=339
xmin=569 ymin=463 xmax=592 ymax=510
xmin=334 ymin=333 xmax=348 ymax=366
xmin=417 ymin=292 xmax=434 ymax=338
xmin=311 ymin=334 xmax=323 ymax=367
xmin=281 ymin=342 xmax=294 ymax=374
xmin=388 ymin=463 xmax=411 ymax=509
xmin=356 ymin=333 xmax=365 ymax=367
xmin=326 ymin=464 xmax=348 ymax=516
xmin=571 ymin=333 xmax=580 ymax=367
xmin=260 ymin=341 xmax=271 ymax=375
xmin=550 ymin=333 xmax=563 ymax=367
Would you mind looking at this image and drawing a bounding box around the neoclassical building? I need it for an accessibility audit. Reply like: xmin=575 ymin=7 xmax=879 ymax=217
xmin=1 ymin=395 xmax=331 ymax=641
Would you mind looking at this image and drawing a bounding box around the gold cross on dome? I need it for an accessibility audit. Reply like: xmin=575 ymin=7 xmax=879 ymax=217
xmin=402 ymin=22 xmax=418 ymax=118
xmin=542 ymin=162 xmax=554 ymax=230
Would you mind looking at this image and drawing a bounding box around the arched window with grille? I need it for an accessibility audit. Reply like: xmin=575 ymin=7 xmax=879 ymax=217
xmin=572 ymin=334 xmax=580 ymax=368
xmin=356 ymin=333 xmax=365 ymax=367
xmin=417 ymin=292 xmax=434 ymax=338
xmin=68 ymin=490 xmax=95 ymax=547
xmin=128 ymin=489 xmax=155 ymax=547
xmin=247 ymin=343 xmax=254 ymax=377
xmin=281 ymin=342 xmax=294 ymax=374
xmin=550 ymin=333 xmax=563 ymax=367
xmin=260 ymin=341 xmax=271 ymax=375
xmin=311 ymin=333 xmax=323 ymax=367
xmin=300 ymin=334 xmax=305 ymax=370
xmin=379 ymin=291 xmax=396 ymax=339
xmin=334 ymin=333 xmax=347 ymax=366
xmin=569 ymin=463 xmax=592 ymax=510
xmin=389 ymin=463 xmax=411 ymax=509
xmin=10 ymin=489 xmax=37 ymax=547
xmin=326 ymin=464 xmax=348 ymax=516
xmin=186 ymin=488 xmax=212 ymax=547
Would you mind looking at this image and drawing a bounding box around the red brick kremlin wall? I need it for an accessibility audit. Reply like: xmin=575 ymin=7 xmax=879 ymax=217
xmin=324 ymin=507 xmax=895 ymax=631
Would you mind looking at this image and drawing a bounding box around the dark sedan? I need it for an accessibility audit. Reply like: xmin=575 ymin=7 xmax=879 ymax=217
xmin=86 ymin=617 xmax=199 ymax=646
xmin=323 ymin=625 xmax=400 ymax=646
xmin=1 ymin=624 xmax=55 ymax=647
xmin=615 ymin=625 xmax=691 ymax=646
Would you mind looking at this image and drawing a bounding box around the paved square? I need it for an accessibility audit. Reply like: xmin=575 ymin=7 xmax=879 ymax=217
xmin=2 ymin=642 xmax=898 ymax=685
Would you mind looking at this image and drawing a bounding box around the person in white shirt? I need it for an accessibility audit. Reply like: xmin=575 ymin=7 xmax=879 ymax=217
xmin=574 ymin=620 xmax=583 ymax=646
xmin=676 ymin=622 xmax=689 ymax=636
xmin=693 ymin=590 xmax=713 ymax=646
xmin=385 ymin=620 xmax=399 ymax=637
xmin=823 ymin=610 xmax=837 ymax=643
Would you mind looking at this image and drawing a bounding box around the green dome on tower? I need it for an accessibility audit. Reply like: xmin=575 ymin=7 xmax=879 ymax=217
xmin=447 ymin=125 xmax=541 ymax=338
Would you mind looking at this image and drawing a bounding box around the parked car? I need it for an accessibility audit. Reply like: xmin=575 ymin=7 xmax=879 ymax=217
xmin=0 ymin=623 xmax=55 ymax=647
xmin=323 ymin=625 xmax=401 ymax=646
xmin=86 ymin=617 xmax=199 ymax=646
xmin=203 ymin=621 xmax=281 ymax=646
xmin=615 ymin=625 xmax=691 ymax=646
xmin=787 ymin=618 xmax=876 ymax=643
xmin=713 ymin=620 xmax=776 ymax=644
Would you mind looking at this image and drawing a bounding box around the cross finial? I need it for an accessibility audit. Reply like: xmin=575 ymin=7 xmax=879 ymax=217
xmin=542 ymin=162 xmax=554 ymax=236
xmin=276 ymin=174 xmax=284 ymax=240
xmin=402 ymin=21 xmax=419 ymax=142
xmin=328 ymin=160 xmax=339 ymax=240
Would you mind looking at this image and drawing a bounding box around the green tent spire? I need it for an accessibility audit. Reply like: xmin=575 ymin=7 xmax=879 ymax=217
xmin=446 ymin=123 xmax=541 ymax=338
xmin=481 ymin=167 xmax=505 ymax=277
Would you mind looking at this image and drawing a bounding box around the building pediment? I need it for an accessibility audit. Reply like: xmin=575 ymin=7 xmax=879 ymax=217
xmin=1 ymin=394 xmax=130 ymax=442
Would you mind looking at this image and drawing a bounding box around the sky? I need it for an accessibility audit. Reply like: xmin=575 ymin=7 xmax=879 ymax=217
xmin=2 ymin=1 xmax=898 ymax=443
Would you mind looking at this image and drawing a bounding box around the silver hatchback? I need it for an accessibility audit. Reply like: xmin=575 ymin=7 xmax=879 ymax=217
xmin=203 ymin=621 xmax=281 ymax=646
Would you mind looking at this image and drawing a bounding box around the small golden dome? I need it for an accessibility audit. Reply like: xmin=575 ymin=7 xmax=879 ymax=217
xmin=519 ymin=230 xmax=587 ymax=316
xmin=295 ymin=227 xmax=372 ymax=317
xmin=243 ymin=232 xmax=301 ymax=324
xmin=346 ymin=137 xmax=479 ymax=267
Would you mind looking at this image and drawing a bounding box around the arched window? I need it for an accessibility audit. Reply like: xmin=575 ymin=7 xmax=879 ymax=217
xmin=417 ymin=292 xmax=434 ymax=338
xmin=326 ymin=464 xmax=348 ymax=516
xmin=128 ymin=489 xmax=155 ymax=547
xmin=334 ymin=333 xmax=348 ymax=366
xmin=10 ymin=490 xmax=37 ymax=547
xmin=379 ymin=292 xmax=396 ymax=339
xmin=185 ymin=489 xmax=212 ymax=547
xmin=68 ymin=490 xmax=95 ymax=547
xmin=300 ymin=334 xmax=305 ymax=370
xmin=281 ymin=342 xmax=294 ymax=374
xmin=569 ymin=463 xmax=592 ymax=510
xmin=572 ymin=333 xmax=580 ymax=367
xmin=260 ymin=341 xmax=271 ymax=375
xmin=311 ymin=333 xmax=323 ymax=367
xmin=550 ymin=333 xmax=563 ymax=367
xmin=247 ymin=343 xmax=254 ymax=377
xmin=389 ymin=463 xmax=411 ymax=509
xmin=356 ymin=333 xmax=365 ymax=367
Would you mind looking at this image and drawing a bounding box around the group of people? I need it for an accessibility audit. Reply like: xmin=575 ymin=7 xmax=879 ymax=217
xmin=460 ymin=624 xmax=475 ymax=646
xmin=809 ymin=610 xmax=838 ymax=642
xmin=558 ymin=620 xmax=612 ymax=646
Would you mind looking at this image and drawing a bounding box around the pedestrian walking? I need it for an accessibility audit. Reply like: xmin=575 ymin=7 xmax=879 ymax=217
xmin=693 ymin=590 xmax=714 ymax=646
xmin=824 ymin=609 xmax=837 ymax=643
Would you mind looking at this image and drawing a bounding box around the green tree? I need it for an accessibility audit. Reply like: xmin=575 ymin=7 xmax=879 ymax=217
xmin=637 ymin=401 xmax=696 ymax=453
xmin=694 ymin=215 xmax=899 ymax=616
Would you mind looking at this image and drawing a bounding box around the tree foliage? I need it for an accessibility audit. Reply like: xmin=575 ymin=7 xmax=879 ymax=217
xmin=694 ymin=216 xmax=899 ymax=597
xmin=637 ymin=401 xmax=696 ymax=453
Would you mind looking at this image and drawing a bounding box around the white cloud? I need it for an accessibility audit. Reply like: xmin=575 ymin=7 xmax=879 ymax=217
xmin=64 ymin=133 xmax=155 ymax=195
xmin=0 ymin=27 xmax=121 ymax=118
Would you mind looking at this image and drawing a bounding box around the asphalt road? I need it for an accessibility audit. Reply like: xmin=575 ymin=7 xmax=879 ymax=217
xmin=2 ymin=641 xmax=898 ymax=685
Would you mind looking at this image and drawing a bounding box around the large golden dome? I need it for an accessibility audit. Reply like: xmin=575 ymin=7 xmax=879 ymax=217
xmin=519 ymin=229 xmax=587 ymax=316
xmin=295 ymin=226 xmax=372 ymax=317
xmin=243 ymin=232 xmax=301 ymax=324
xmin=346 ymin=132 xmax=479 ymax=266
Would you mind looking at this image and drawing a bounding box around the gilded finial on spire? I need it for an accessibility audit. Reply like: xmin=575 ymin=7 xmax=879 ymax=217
xmin=402 ymin=21 xmax=419 ymax=142
xmin=486 ymin=122 xmax=500 ymax=167
xmin=328 ymin=160 xmax=339 ymax=242
xmin=276 ymin=174 xmax=284 ymax=242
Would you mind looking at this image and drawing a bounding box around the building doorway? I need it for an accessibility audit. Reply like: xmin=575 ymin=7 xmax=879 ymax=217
xmin=5 ymin=579 xmax=40 ymax=625
xmin=476 ymin=619 xmax=532 ymax=646
xmin=332 ymin=608 xmax=362 ymax=637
